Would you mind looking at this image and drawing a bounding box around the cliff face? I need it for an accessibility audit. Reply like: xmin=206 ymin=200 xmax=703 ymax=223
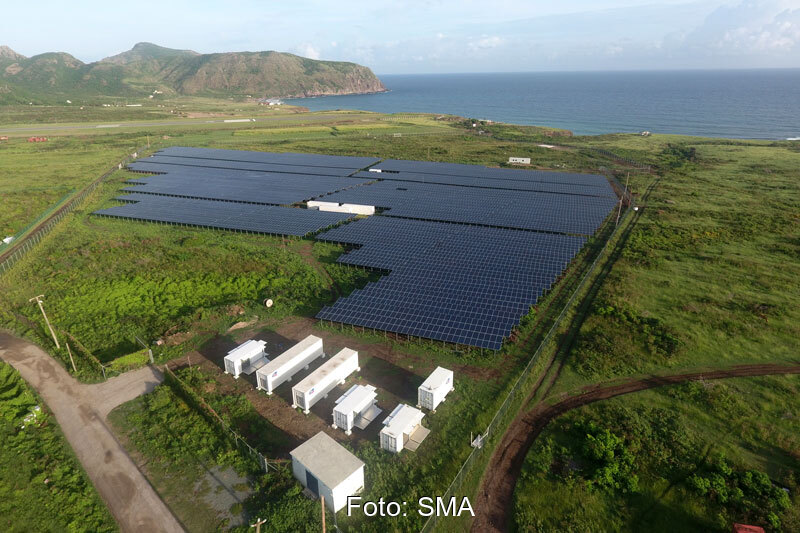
xmin=0 ymin=42 xmax=386 ymax=104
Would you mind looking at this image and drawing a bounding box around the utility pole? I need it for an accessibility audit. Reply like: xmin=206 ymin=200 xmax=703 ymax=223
xmin=134 ymin=334 xmax=154 ymax=364
xmin=29 ymin=295 xmax=59 ymax=349
xmin=616 ymin=172 xmax=630 ymax=226
xmin=250 ymin=518 xmax=266 ymax=533
xmin=65 ymin=342 xmax=77 ymax=373
xmin=321 ymin=496 xmax=326 ymax=533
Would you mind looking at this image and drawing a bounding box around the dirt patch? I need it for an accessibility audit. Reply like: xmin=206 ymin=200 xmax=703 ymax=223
xmin=196 ymin=466 xmax=251 ymax=528
xmin=471 ymin=363 xmax=800 ymax=533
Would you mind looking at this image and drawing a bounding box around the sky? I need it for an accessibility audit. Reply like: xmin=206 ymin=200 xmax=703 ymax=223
xmin=1 ymin=0 xmax=799 ymax=73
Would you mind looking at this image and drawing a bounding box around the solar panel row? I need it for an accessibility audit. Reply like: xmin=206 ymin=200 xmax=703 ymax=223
xmin=156 ymin=146 xmax=380 ymax=169
xmin=128 ymin=156 xmax=362 ymax=177
xmin=352 ymin=170 xmax=616 ymax=197
xmin=372 ymin=158 xmax=606 ymax=186
xmin=95 ymin=194 xmax=353 ymax=237
xmin=125 ymin=170 xmax=372 ymax=206
xmin=319 ymin=180 xmax=616 ymax=235
xmin=316 ymin=217 xmax=586 ymax=349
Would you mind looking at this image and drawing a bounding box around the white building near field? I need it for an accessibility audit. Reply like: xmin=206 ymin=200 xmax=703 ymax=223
xmin=380 ymin=404 xmax=428 ymax=453
xmin=223 ymin=339 xmax=267 ymax=378
xmin=291 ymin=431 xmax=365 ymax=512
xmin=417 ymin=367 xmax=454 ymax=412
xmin=332 ymin=384 xmax=382 ymax=435
xmin=292 ymin=348 xmax=359 ymax=414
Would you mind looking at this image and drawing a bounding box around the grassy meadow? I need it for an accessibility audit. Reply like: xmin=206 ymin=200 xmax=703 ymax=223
xmin=0 ymin=362 xmax=116 ymax=532
xmin=513 ymin=375 xmax=800 ymax=532
xmin=508 ymin=137 xmax=800 ymax=531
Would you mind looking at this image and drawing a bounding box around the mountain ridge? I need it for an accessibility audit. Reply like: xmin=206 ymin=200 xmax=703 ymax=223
xmin=0 ymin=42 xmax=386 ymax=104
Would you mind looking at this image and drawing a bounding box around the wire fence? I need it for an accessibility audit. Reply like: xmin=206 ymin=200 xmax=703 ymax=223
xmin=419 ymin=204 xmax=634 ymax=533
xmin=0 ymin=144 xmax=153 ymax=276
xmin=163 ymin=364 xmax=286 ymax=474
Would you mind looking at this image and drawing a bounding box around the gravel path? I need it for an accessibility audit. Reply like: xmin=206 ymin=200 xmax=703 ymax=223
xmin=0 ymin=332 xmax=185 ymax=533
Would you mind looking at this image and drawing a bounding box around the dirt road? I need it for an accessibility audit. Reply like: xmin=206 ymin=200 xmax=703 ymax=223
xmin=0 ymin=332 xmax=184 ymax=533
xmin=471 ymin=363 xmax=800 ymax=533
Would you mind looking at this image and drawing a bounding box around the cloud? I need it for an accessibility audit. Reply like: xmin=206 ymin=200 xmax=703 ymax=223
xmin=717 ymin=7 xmax=800 ymax=52
xmin=468 ymin=35 xmax=504 ymax=51
xmin=295 ymin=42 xmax=320 ymax=60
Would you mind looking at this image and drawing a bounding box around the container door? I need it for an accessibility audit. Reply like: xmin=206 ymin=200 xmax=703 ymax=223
xmin=421 ymin=390 xmax=433 ymax=410
xmin=224 ymin=359 xmax=235 ymax=374
xmin=306 ymin=470 xmax=319 ymax=497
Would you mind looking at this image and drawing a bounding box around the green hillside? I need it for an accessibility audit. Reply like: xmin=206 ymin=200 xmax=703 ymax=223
xmin=0 ymin=42 xmax=386 ymax=104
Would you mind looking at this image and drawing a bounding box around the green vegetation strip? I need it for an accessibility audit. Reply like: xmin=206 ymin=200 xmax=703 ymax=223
xmin=0 ymin=362 xmax=116 ymax=532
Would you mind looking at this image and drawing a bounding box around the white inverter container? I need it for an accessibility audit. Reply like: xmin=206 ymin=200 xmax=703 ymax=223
xmin=256 ymin=335 xmax=324 ymax=395
xmin=332 ymin=384 xmax=379 ymax=435
xmin=380 ymin=404 xmax=425 ymax=454
xmin=292 ymin=348 xmax=359 ymax=414
xmin=223 ymin=340 xmax=267 ymax=378
xmin=417 ymin=367 xmax=454 ymax=412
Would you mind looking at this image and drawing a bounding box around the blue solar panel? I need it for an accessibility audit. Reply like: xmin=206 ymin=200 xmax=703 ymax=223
xmin=95 ymin=147 xmax=618 ymax=351
xmin=128 ymin=156 xmax=361 ymax=177
xmin=124 ymin=170 xmax=370 ymax=206
xmin=157 ymin=146 xmax=380 ymax=169
xmin=318 ymin=180 xmax=616 ymax=235
xmin=352 ymin=170 xmax=615 ymax=197
xmin=96 ymin=194 xmax=353 ymax=236
xmin=316 ymin=217 xmax=588 ymax=350
xmin=371 ymin=159 xmax=607 ymax=187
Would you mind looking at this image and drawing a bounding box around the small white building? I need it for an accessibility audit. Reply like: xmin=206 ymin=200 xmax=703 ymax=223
xmin=332 ymin=384 xmax=382 ymax=435
xmin=223 ymin=339 xmax=268 ymax=378
xmin=380 ymin=404 xmax=428 ymax=454
xmin=292 ymin=348 xmax=359 ymax=414
xmin=418 ymin=367 xmax=454 ymax=412
xmin=290 ymin=431 xmax=364 ymax=513
xmin=256 ymin=335 xmax=324 ymax=395
xmin=307 ymin=201 xmax=375 ymax=216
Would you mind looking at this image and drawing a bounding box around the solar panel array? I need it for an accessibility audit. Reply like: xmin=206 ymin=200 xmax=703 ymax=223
xmin=373 ymin=158 xmax=606 ymax=186
xmin=94 ymin=147 xmax=381 ymax=236
xmin=319 ymin=180 xmax=616 ymax=235
xmin=314 ymin=157 xmax=618 ymax=349
xmin=95 ymin=193 xmax=354 ymax=237
xmin=353 ymin=170 xmax=615 ymax=197
xmin=124 ymin=170 xmax=372 ymax=205
xmin=154 ymin=146 xmax=380 ymax=170
xmin=316 ymin=217 xmax=586 ymax=349
xmin=92 ymin=146 xmax=618 ymax=350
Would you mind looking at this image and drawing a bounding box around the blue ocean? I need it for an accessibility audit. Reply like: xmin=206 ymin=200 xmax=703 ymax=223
xmin=286 ymin=70 xmax=800 ymax=140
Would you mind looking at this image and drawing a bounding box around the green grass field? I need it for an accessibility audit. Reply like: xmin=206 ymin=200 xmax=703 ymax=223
xmin=0 ymin=362 xmax=116 ymax=532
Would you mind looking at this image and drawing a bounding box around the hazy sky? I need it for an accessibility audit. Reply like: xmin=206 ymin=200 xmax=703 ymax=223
xmin=2 ymin=0 xmax=799 ymax=73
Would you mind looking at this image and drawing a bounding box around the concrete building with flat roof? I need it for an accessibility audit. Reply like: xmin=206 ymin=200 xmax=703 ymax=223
xmin=290 ymin=432 xmax=365 ymax=512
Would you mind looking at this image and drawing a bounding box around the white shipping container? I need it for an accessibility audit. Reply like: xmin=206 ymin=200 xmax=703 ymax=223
xmin=417 ymin=367 xmax=454 ymax=412
xmin=307 ymin=200 xmax=375 ymax=216
xmin=380 ymin=404 xmax=425 ymax=454
xmin=256 ymin=335 xmax=324 ymax=394
xmin=223 ymin=340 xmax=267 ymax=378
xmin=292 ymin=348 xmax=359 ymax=414
xmin=332 ymin=384 xmax=379 ymax=435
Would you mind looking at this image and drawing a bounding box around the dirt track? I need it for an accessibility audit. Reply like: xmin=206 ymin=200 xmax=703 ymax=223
xmin=0 ymin=332 xmax=184 ymax=533
xmin=471 ymin=363 xmax=800 ymax=533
